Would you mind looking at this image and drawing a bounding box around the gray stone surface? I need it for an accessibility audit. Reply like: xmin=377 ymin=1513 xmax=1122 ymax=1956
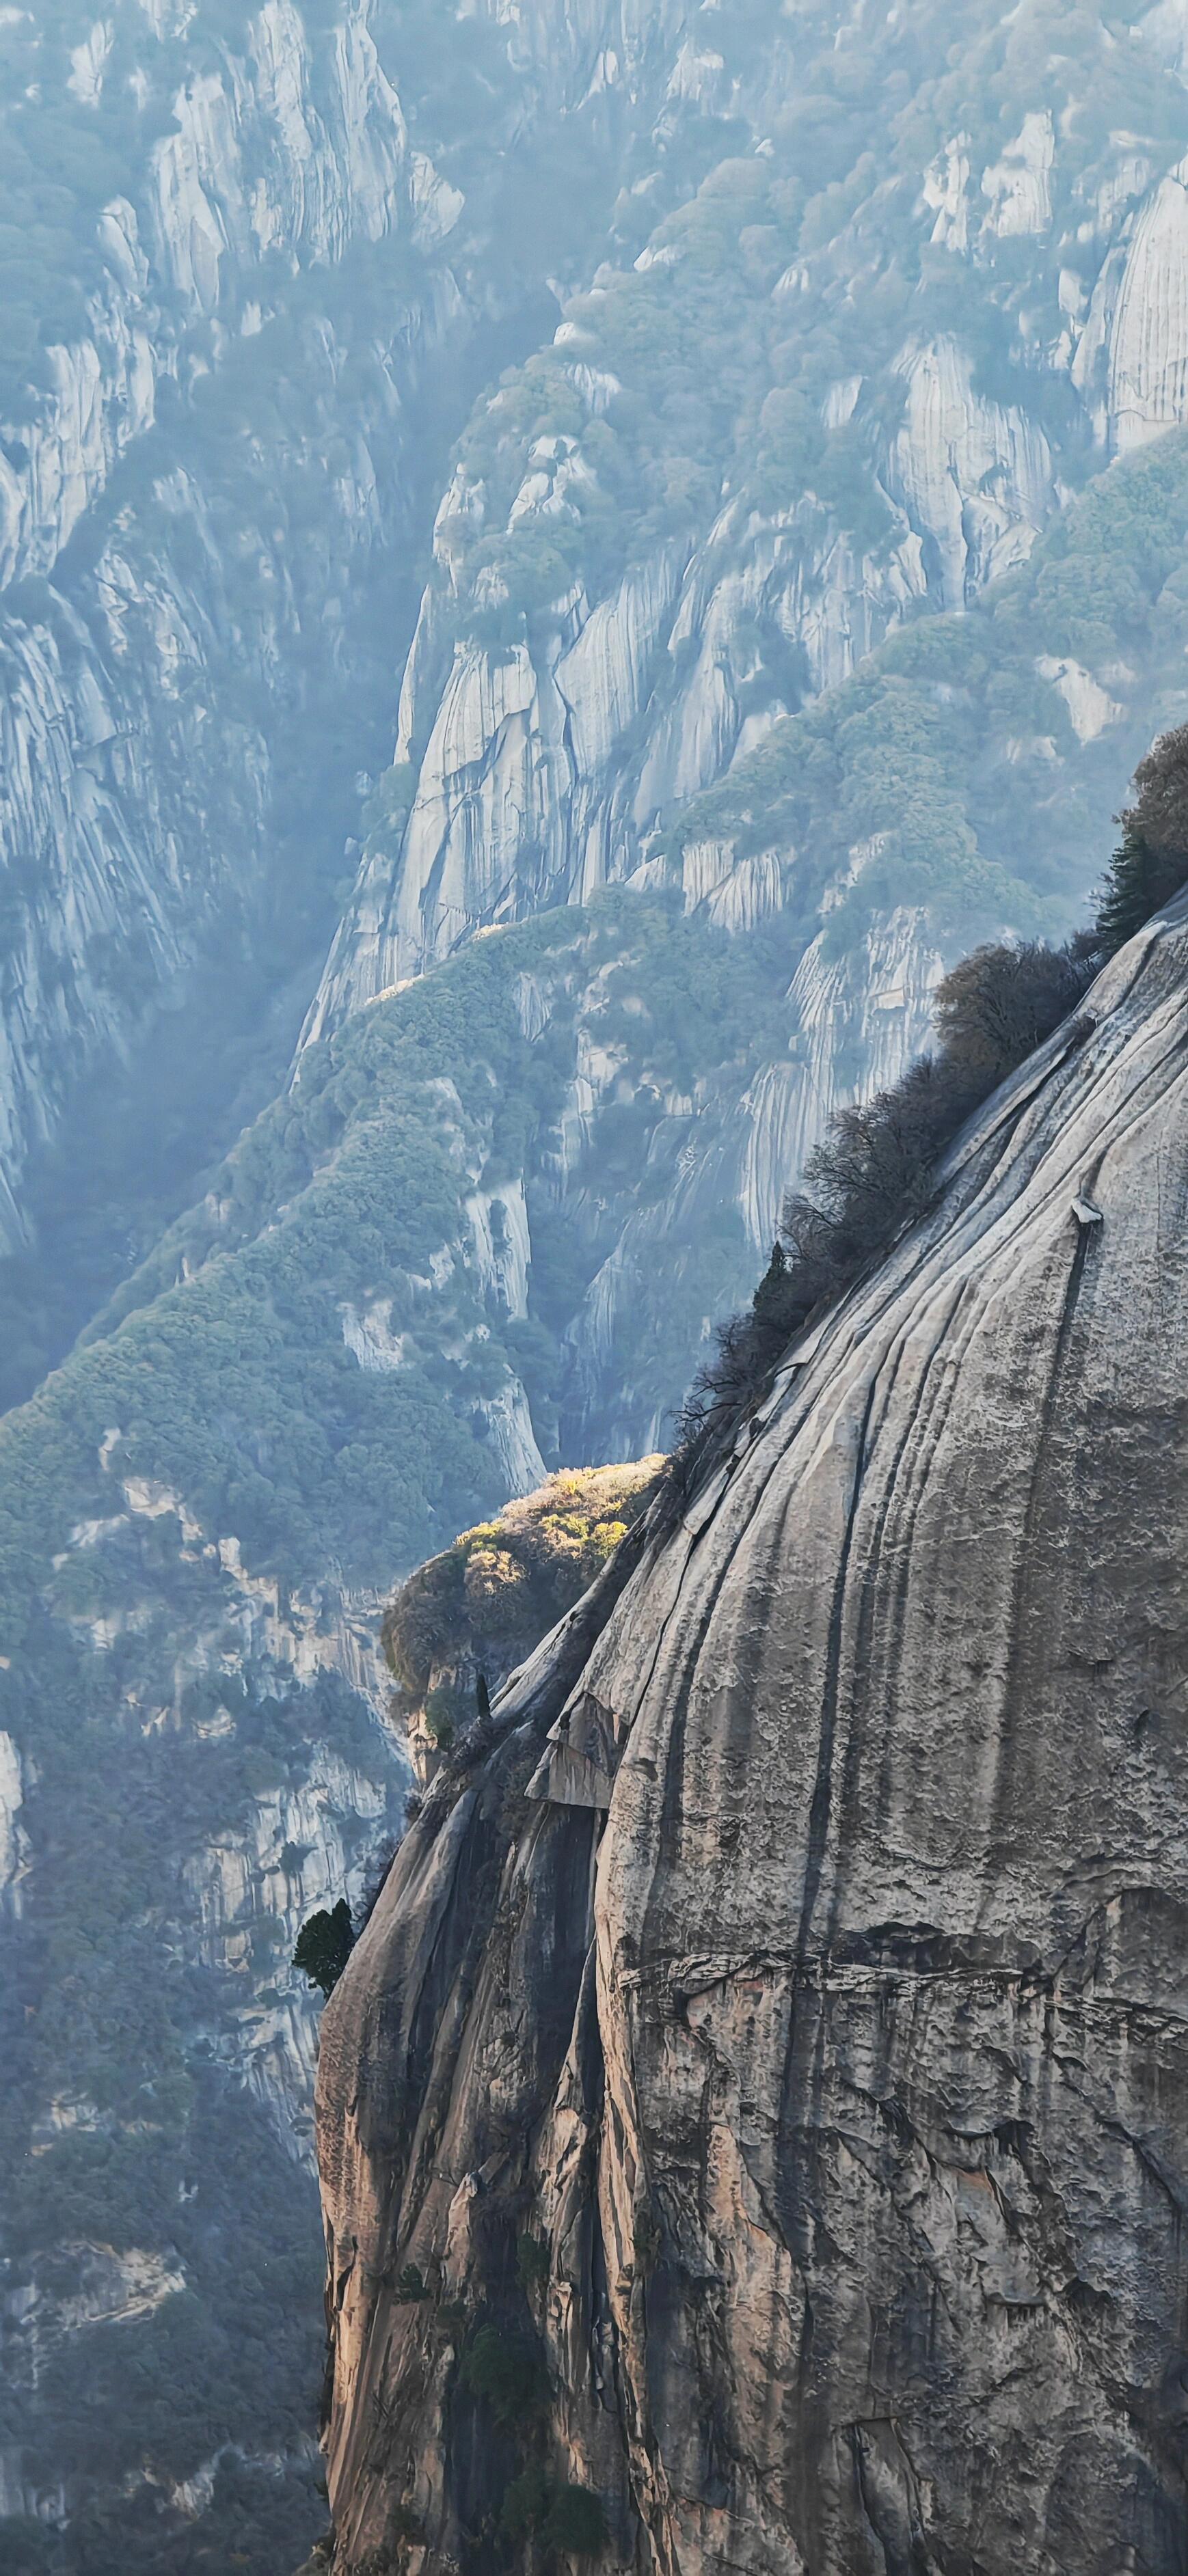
xmin=317 ymin=893 xmax=1188 ymax=2573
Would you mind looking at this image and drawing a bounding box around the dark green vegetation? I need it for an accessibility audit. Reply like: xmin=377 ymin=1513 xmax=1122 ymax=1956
xmin=501 ymin=2470 xmax=609 ymax=2560
xmin=679 ymin=723 xmax=1188 ymax=1462
xmin=459 ymin=2323 xmax=550 ymax=2429
xmin=1095 ymin=725 xmax=1188 ymax=954
xmin=293 ymin=1900 xmax=355 ymax=2001
xmin=455 ymin=2320 xmax=609 ymax=2564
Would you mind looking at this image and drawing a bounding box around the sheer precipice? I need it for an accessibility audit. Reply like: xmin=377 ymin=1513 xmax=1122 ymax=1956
xmin=317 ymin=890 xmax=1188 ymax=2573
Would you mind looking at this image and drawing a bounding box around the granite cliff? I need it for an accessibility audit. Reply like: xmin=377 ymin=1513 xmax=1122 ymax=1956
xmin=316 ymin=886 xmax=1188 ymax=2573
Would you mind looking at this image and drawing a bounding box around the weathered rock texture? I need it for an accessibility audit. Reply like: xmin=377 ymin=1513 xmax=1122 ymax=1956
xmin=317 ymin=889 xmax=1188 ymax=2573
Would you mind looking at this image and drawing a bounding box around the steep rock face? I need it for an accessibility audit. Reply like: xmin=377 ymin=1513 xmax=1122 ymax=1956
xmin=303 ymin=368 xmax=1049 ymax=1026
xmin=317 ymin=888 xmax=1188 ymax=2573
xmin=1101 ymin=155 xmax=1188 ymax=452
xmin=0 ymin=0 xmax=453 ymax=1261
xmin=557 ymin=905 xmax=943 ymax=1463
xmin=471 ymin=0 xmax=695 ymax=93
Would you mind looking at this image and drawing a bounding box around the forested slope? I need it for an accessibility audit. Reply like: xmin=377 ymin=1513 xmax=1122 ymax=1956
xmin=0 ymin=0 xmax=695 ymax=1403
xmin=0 ymin=894 xmax=807 ymax=2572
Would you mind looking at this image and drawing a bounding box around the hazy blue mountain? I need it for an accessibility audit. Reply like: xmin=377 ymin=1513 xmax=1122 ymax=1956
xmin=3 ymin=2 xmax=1188 ymax=2568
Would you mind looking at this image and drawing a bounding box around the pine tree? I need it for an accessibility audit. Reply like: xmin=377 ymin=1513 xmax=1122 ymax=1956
xmin=1096 ymin=724 xmax=1188 ymax=957
xmin=1094 ymin=822 xmax=1188 ymax=958
xmin=751 ymin=1239 xmax=789 ymax=1326
xmin=293 ymin=1897 xmax=354 ymax=2000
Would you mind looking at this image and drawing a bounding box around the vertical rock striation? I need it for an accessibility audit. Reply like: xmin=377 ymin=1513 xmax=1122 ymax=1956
xmin=0 ymin=0 xmax=455 ymax=1265
xmin=317 ymin=888 xmax=1188 ymax=2573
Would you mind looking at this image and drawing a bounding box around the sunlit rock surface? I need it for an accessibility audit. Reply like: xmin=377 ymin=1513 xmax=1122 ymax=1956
xmin=317 ymin=891 xmax=1188 ymax=2573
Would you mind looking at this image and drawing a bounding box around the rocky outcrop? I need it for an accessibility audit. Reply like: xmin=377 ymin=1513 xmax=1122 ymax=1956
xmin=301 ymin=408 xmax=1033 ymax=1024
xmin=558 ymin=905 xmax=944 ymax=1462
xmin=1105 ymin=155 xmax=1188 ymax=452
xmin=316 ymin=888 xmax=1188 ymax=2573
xmin=383 ymin=1459 xmax=662 ymax=1787
xmin=0 ymin=1731 xmax=27 ymax=1917
xmin=887 ymin=340 xmax=1053 ymax=609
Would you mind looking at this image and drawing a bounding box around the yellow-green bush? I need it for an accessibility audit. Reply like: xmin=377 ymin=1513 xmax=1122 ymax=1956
xmin=384 ymin=1459 xmax=664 ymax=1708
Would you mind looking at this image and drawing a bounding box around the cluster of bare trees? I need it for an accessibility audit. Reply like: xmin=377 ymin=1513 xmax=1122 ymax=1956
xmin=675 ymin=724 xmax=1188 ymax=1468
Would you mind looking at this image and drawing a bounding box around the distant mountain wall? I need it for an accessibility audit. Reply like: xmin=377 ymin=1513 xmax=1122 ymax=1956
xmin=307 ymin=0 xmax=1188 ymax=1043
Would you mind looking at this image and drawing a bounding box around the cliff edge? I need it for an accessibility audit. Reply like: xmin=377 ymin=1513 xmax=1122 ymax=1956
xmin=316 ymin=890 xmax=1188 ymax=2574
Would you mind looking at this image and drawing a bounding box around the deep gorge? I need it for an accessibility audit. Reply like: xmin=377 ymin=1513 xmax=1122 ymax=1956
xmin=3 ymin=1 xmax=1188 ymax=2568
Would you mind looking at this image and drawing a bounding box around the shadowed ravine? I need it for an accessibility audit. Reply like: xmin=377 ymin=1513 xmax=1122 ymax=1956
xmin=316 ymin=892 xmax=1188 ymax=2574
